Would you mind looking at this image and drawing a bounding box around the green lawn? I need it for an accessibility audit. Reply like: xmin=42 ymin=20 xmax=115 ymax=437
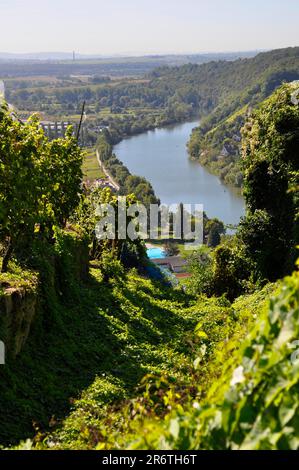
xmin=82 ymin=149 xmax=105 ymax=182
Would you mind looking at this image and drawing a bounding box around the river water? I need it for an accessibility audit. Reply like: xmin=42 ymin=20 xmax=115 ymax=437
xmin=114 ymin=120 xmax=244 ymax=225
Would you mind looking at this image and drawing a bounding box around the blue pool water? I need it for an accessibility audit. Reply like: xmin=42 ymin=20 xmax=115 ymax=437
xmin=147 ymin=247 xmax=166 ymax=259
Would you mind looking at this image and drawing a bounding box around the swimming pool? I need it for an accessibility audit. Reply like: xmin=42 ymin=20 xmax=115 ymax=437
xmin=147 ymin=247 xmax=166 ymax=259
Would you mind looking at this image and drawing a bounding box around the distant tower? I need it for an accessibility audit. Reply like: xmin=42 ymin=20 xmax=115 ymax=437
xmin=73 ymin=51 xmax=76 ymax=62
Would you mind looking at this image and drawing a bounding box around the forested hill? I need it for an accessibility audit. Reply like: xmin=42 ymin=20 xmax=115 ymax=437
xmin=185 ymin=47 xmax=299 ymax=187
xmin=101 ymin=46 xmax=299 ymax=183
xmin=96 ymin=46 xmax=299 ymax=147
xmin=150 ymin=47 xmax=299 ymax=94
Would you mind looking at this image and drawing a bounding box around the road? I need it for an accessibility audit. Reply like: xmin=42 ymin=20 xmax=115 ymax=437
xmin=96 ymin=150 xmax=120 ymax=192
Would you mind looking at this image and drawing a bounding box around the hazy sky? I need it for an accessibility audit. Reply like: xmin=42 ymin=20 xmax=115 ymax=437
xmin=1 ymin=0 xmax=298 ymax=55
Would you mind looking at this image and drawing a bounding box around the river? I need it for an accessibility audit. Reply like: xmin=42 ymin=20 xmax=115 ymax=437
xmin=114 ymin=120 xmax=244 ymax=225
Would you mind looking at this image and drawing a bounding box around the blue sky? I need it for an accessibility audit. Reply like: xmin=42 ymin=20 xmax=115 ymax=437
xmin=0 ymin=0 xmax=298 ymax=55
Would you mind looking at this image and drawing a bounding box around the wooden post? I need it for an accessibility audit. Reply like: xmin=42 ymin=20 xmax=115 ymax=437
xmin=76 ymin=101 xmax=86 ymax=141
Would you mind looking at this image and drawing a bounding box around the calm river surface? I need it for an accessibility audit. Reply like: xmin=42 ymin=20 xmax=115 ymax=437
xmin=114 ymin=120 xmax=244 ymax=225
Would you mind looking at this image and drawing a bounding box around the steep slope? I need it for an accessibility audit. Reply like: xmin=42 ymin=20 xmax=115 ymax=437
xmin=30 ymin=265 xmax=299 ymax=451
xmin=185 ymin=47 xmax=299 ymax=187
xmin=16 ymin=266 xmax=274 ymax=450
xmin=0 ymin=259 xmax=200 ymax=445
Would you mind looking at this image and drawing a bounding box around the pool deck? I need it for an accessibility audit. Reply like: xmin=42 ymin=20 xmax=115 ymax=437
xmin=146 ymin=244 xmax=190 ymax=278
xmin=145 ymin=243 xmax=160 ymax=249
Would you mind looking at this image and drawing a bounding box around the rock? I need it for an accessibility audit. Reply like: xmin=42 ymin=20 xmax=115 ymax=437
xmin=0 ymin=287 xmax=37 ymax=358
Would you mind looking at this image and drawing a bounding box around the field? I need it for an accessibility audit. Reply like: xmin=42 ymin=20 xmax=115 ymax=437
xmin=82 ymin=149 xmax=105 ymax=182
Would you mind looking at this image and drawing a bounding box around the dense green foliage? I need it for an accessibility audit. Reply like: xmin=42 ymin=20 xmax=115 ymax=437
xmin=1 ymin=62 xmax=299 ymax=452
xmin=0 ymin=254 xmax=199 ymax=445
xmin=25 ymin=264 xmax=298 ymax=451
xmin=118 ymin=269 xmax=298 ymax=450
xmin=0 ymin=104 xmax=82 ymax=271
xmin=187 ymin=47 xmax=299 ymax=187
xmin=2 ymin=257 xmax=273 ymax=450
xmin=72 ymin=186 xmax=147 ymax=271
xmin=186 ymin=241 xmax=253 ymax=301
xmin=239 ymin=83 xmax=299 ymax=280
xmin=186 ymin=83 xmax=299 ymax=302
xmin=23 ymin=267 xmax=278 ymax=450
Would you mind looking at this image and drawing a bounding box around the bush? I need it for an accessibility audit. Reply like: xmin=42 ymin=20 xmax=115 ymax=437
xmin=240 ymin=83 xmax=299 ymax=280
xmin=0 ymin=105 xmax=83 ymax=272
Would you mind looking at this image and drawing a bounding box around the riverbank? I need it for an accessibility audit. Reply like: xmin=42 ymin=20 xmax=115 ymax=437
xmin=96 ymin=128 xmax=158 ymax=206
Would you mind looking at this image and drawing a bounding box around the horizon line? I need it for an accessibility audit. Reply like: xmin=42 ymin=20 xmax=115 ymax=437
xmin=0 ymin=48 xmax=271 ymax=58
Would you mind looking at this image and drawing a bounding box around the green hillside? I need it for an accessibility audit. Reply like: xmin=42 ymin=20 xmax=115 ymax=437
xmin=186 ymin=47 xmax=299 ymax=187
xmin=1 ymin=80 xmax=299 ymax=451
xmin=30 ymin=267 xmax=277 ymax=450
xmin=5 ymin=47 xmax=299 ymax=156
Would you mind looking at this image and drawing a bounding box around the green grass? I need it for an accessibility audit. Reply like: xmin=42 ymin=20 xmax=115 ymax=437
xmin=0 ymin=258 xmax=39 ymax=297
xmin=225 ymin=104 xmax=249 ymax=124
xmin=0 ymin=244 xmax=279 ymax=450
xmin=3 ymin=260 xmax=272 ymax=450
xmin=0 ymin=263 xmax=197 ymax=447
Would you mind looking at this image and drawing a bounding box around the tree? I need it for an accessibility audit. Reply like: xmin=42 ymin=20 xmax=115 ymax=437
xmin=163 ymin=242 xmax=179 ymax=257
xmin=206 ymin=218 xmax=225 ymax=247
xmin=44 ymin=127 xmax=83 ymax=227
xmin=212 ymin=245 xmax=251 ymax=301
xmin=0 ymin=109 xmax=44 ymax=271
xmin=186 ymin=246 xmax=213 ymax=296
xmin=73 ymin=187 xmax=147 ymax=273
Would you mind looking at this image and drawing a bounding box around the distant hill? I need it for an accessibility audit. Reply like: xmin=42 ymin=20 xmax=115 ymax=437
xmin=0 ymin=52 xmax=78 ymax=60
xmin=3 ymin=47 xmax=298 ymax=180
xmin=181 ymin=47 xmax=299 ymax=187
xmin=0 ymin=50 xmax=259 ymax=61
xmin=0 ymin=51 xmax=259 ymax=78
